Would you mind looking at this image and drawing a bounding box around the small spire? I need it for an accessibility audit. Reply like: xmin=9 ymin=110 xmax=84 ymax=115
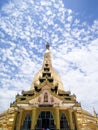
xmin=46 ymin=43 xmax=50 ymax=50
xmin=93 ymin=107 xmax=97 ymax=117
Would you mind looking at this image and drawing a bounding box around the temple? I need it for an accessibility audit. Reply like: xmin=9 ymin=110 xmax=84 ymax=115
xmin=0 ymin=43 xmax=98 ymax=130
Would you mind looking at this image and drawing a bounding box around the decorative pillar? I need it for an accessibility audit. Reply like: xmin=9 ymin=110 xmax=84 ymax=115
xmin=12 ymin=111 xmax=18 ymax=130
xmin=74 ymin=112 xmax=79 ymax=130
xmin=54 ymin=107 xmax=60 ymax=130
xmin=68 ymin=109 xmax=74 ymax=130
xmin=17 ymin=109 xmax=23 ymax=130
xmin=31 ymin=107 xmax=37 ymax=130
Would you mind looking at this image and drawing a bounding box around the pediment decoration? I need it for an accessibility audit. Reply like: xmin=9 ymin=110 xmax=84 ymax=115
xmin=29 ymin=90 xmax=62 ymax=107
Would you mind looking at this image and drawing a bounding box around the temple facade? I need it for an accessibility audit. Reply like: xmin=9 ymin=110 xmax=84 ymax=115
xmin=0 ymin=44 xmax=98 ymax=130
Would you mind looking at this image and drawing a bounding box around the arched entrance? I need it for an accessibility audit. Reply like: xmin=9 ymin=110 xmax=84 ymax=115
xmin=60 ymin=113 xmax=70 ymax=130
xmin=21 ymin=114 xmax=31 ymax=130
xmin=35 ymin=111 xmax=56 ymax=130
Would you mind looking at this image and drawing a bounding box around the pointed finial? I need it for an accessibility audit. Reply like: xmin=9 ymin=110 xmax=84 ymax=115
xmin=93 ymin=107 xmax=96 ymax=116
xmin=46 ymin=43 xmax=50 ymax=50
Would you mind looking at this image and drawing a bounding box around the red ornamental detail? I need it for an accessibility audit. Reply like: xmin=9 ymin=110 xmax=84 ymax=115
xmin=38 ymin=97 xmax=41 ymax=102
xmin=51 ymin=97 xmax=54 ymax=103
xmin=44 ymin=92 xmax=48 ymax=102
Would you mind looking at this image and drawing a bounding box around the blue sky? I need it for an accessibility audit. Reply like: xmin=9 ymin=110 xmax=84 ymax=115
xmin=63 ymin=0 xmax=98 ymax=23
xmin=0 ymin=0 xmax=98 ymax=114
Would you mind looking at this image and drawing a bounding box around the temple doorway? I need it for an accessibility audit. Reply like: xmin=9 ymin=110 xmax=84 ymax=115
xmin=21 ymin=114 xmax=31 ymax=130
xmin=35 ymin=111 xmax=56 ymax=130
xmin=60 ymin=113 xmax=70 ymax=130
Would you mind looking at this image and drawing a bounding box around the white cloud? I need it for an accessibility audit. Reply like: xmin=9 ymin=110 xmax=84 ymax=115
xmin=67 ymin=16 xmax=73 ymax=22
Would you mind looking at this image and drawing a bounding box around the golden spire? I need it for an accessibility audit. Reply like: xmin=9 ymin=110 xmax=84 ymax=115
xmin=44 ymin=42 xmax=52 ymax=68
xmin=31 ymin=43 xmax=64 ymax=90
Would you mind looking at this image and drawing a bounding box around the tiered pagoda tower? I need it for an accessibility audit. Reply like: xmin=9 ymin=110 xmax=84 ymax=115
xmin=0 ymin=44 xmax=98 ymax=130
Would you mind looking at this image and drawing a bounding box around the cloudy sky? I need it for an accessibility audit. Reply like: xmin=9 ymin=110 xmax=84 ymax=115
xmin=0 ymin=0 xmax=98 ymax=114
